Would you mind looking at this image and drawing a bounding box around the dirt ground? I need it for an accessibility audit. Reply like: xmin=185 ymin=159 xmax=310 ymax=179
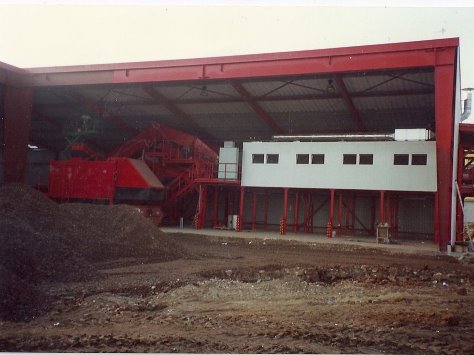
xmin=1 ymin=231 xmax=473 ymax=354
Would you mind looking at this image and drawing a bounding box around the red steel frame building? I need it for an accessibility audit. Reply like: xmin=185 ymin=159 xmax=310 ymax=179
xmin=0 ymin=38 xmax=461 ymax=251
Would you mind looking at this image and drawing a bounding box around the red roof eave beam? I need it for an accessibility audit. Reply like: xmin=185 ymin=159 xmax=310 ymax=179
xmin=29 ymin=38 xmax=459 ymax=87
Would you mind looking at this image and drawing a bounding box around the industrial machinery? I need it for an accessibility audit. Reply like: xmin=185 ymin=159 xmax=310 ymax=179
xmin=48 ymin=123 xmax=218 ymax=225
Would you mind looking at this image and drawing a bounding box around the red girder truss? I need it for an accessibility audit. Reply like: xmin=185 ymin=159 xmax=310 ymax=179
xmin=141 ymin=85 xmax=215 ymax=140
xmin=333 ymin=74 xmax=367 ymax=131
xmin=231 ymin=81 xmax=284 ymax=134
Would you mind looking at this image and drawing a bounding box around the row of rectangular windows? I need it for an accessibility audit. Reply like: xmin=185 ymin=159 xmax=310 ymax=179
xmin=251 ymin=153 xmax=427 ymax=166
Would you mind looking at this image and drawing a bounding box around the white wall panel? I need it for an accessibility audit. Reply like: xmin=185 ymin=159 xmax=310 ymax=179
xmin=242 ymin=141 xmax=437 ymax=192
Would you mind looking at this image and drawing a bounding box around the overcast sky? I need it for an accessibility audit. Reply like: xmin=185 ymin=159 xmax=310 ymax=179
xmin=1 ymin=2 xmax=474 ymax=94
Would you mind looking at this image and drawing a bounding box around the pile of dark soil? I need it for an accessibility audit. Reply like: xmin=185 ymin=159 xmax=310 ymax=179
xmin=61 ymin=203 xmax=185 ymax=262
xmin=0 ymin=183 xmax=187 ymax=321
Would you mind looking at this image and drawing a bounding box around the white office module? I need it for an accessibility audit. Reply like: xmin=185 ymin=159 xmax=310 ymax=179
xmin=241 ymin=140 xmax=437 ymax=192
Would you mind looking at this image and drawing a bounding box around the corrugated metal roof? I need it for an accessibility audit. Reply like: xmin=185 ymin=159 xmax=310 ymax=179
xmin=30 ymin=67 xmax=438 ymax=150
xmin=354 ymin=94 xmax=434 ymax=111
xmin=343 ymin=71 xmax=434 ymax=94
xmin=178 ymin=102 xmax=252 ymax=115
xmin=111 ymin=104 xmax=169 ymax=116
xmin=243 ymin=78 xmax=329 ymax=97
xmin=260 ymin=98 xmax=346 ymax=113
xmin=155 ymin=83 xmax=239 ymax=100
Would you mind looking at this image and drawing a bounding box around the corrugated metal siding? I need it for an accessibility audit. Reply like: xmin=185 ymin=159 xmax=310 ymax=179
xmin=398 ymin=196 xmax=434 ymax=234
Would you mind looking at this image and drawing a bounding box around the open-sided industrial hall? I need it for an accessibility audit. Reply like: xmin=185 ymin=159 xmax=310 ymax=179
xmin=0 ymin=37 xmax=469 ymax=252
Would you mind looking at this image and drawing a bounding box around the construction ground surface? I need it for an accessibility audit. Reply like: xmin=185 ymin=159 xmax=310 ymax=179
xmin=1 ymin=185 xmax=474 ymax=354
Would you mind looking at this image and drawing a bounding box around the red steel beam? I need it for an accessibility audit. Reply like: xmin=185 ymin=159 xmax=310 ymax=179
xmin=71 ymin=92 xmax=139 ymax=136
xmin=3 ymin=85 xmax=33 ymax=183
xmin=231 ymin=81 xmax=284 ymax=134
xmin=141 ymin=85 xmax=215 ymax=140
xmin=29 ymin=38 xmax=459 ymax=87
xmin=333 ymin=74 xmax=367 ymax=131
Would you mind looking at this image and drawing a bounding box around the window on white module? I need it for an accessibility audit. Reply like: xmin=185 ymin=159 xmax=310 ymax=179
xmin=412 ymin=154 xmax=427 ymax=165
xmin=343 ymin=154 xmax=357 ymax=165
xmin=266 ymin=154 xmax=279 ymax=164
xmin=394 ymin=154 xmax=409 ymax=165
xmin=311 ymin=154 xmax=325 ymax=164
xmin=252 ymin=154 xmax=264 ymax=164
xmin=359 ymin=154 xmax=373 ymax=165
xmin=296 ymin=154 xmax=309 ymax=164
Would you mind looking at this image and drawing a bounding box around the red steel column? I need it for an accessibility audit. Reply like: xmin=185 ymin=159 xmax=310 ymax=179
xmin=238 ymin=186 xmax=245 ymax=231
xmin=264 ymin=190 xmax=269 ymax=231
xmin=435 ymin=57 xmax=456 ymax=251
xmin=394 ymin=195 xmax=399 ymax=238
xmin=328 ymin=189 xmax=335 ymax=238
xmin=3 ymin=85 xmax=33 ymax=183
xmin=379 ymin=191 xmax=385 ymax=224
xmin=345 ymin=195 xmax=350 ymax=234
xmin=434 ymin=192 xmax=440 ymax=244
xmin=371 ymin=196 xmax=376 ymax=234
xmin=281 ymin=188 xmax=289 ymax=235
xmin=213 ymin=187 xmax=219 ymax=227
xmin=352 ymin=193 xmax=356 ymax=233
xmin=251 ymin=190 xmax=257 ymax=230
xmin=337 ymin=193 xmax=343 ymax=236
xmin=293 ymin=191 xmax=299 ymax=234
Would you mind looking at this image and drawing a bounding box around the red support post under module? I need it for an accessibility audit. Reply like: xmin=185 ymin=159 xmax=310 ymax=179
xmin=196 ymin=184 xmax=207 ymax=229
xmin=3 ymin=85 xmax=33 ymax=183
xmin=264 ymin=190 xmax=269 ymax=231
xmin=281 ymin=188 xmax=289 ymax=235
xmin=345 ymin=195 xmax=350 ymax=234
xmin=213 ymin=187 xmax=219 ymax=227
xmin=379 ymin=191 xmax=385 ymax=224
xmin=351 ymin=192 xmax=356 ymax=233
xmin=371 ymin=196 xmax=376 ymax=235
xmin=238 ymin=186 xmax=245 ymax=232
xmin=393 ymin=195 xmax=399 ymax=238
xmin=252 ymin=190 xmax=257 ymax=231
xmin=328 ymin=189 xmax=335 ymax=238
xmin=294 ymin=191 xmax=299 ymax=234
xmin=338 ymin=192 xmax=343 ymax=236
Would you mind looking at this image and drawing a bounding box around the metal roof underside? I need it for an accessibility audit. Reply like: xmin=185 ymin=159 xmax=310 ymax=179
xmin=29 ymin=68 xmax=435 ymax=153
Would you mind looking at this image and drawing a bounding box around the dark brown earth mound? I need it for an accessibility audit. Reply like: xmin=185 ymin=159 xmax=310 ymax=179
xmin=61 ymin=203 xmax=186 ymax=262
xmin=0 ymin=183 xmax=187 ymax=321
